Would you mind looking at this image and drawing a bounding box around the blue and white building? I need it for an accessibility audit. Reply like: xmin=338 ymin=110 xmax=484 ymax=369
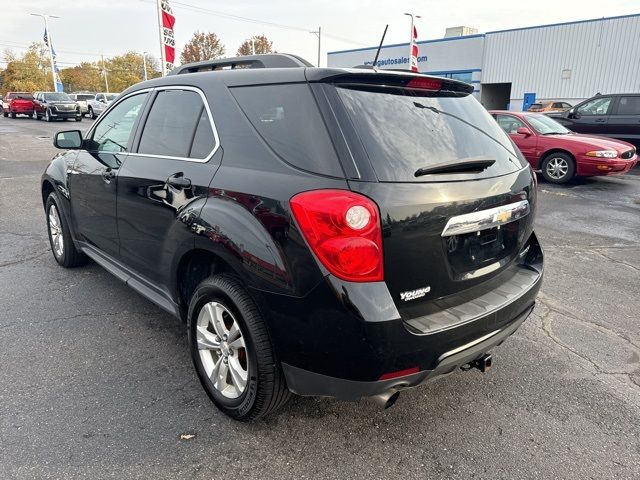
xmin=327 ymin=13 xmax=640 ymax=111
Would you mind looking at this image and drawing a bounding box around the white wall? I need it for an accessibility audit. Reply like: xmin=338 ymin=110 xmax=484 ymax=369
xmin=483 ymin=15 xmax=640 ymax=110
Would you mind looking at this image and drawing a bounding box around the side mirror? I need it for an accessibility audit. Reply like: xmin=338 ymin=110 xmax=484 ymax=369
xmin=516 ymin=127 xmax=533 ymax=136
xmin=568 ymin=109 xmax=580 ymax=119
xmin=54 ymin=130 xmax=83 ymax=149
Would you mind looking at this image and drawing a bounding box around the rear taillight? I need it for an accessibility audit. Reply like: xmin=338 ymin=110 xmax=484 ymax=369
xmin=290 ymin=189 xmax=384 ymax=282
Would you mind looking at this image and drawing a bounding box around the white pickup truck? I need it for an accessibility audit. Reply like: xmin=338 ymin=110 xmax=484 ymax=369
xmin=86 ymin=92 xmax=119 ymax=119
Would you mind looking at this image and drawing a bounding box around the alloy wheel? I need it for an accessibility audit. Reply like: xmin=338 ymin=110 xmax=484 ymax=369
xmin=196 ymin=301 xmax=249 ymax=399
xmin=48 ymin=205 xmax=64 ymax=258
xmin=545 ymin=157 xmax=569 ymax=180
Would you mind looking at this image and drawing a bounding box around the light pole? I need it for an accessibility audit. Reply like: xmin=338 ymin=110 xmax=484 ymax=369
xmin=404 ymin=12 xmax=421 ymax=65
xmin=30 ymin=13 xmax=60 ymax=91
xmin=142 ymin=52 xmax=148 ymax=81
xmin=310 ymin=27 xmax=321 ymax=67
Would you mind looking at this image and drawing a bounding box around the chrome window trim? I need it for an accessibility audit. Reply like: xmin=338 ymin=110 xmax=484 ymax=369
xmin=441 ymin=200 xmax=530 ymax=237
xmin=128 ymin=85 xmax=220 ymax=163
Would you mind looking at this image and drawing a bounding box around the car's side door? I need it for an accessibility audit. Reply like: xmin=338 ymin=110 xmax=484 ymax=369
xmin=117 ymin=86 xmax=221 ymax=289
xmin=569 ymin=96 xmax=614 ymax=134
xmin=68 ymin=91 xmax=149 ymax=258
xmin=606 ymin=95 xmax=640 ymax=147
xmin=495 ymin=114 xmax=538 ymax=165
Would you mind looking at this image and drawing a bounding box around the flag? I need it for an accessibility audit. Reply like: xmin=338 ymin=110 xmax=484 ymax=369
xmin=409 ymin=25 xmax=419 ymax=72
xmin=43 ymin=28 xmax=64 ymax=92
xmin=159 ymin=0 xmax=176 ymax=73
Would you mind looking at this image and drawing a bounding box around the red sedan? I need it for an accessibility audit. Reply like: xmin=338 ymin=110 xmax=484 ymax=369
xmin=490 ymin=110 xmax=637 ymax=183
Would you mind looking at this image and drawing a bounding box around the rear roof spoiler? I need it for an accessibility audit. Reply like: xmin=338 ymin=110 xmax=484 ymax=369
xmin=169 ymin=53 xmax=313 ymax=75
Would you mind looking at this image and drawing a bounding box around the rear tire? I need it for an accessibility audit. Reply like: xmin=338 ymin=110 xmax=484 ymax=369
xmin=188 ymin=274 xmax=290 ymax=421
xmin=28 ymin=113 xmax=34 ymax=119
xmin=10 ymin=112 xmax=16 ymax=119
xmin=2 ymin=111 xmax=7 ymax=118
xmin=45 ymin=192 xmax=88 ymax=268
xmin=541 ymin=152 xmax=575 ymax=184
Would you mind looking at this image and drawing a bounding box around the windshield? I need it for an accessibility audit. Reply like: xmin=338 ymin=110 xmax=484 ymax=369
xmin=44 ymin=92 xmax=72 ymax=102
xmin=526 ymin=114 xmax=570 ymax=135
xmin=76 ymin=94 xmax=94 ymax=101
xmin=105 ymin=94 xmax=118 ymax=101
xmin=335 ymin=86 xmax=524 ymax=182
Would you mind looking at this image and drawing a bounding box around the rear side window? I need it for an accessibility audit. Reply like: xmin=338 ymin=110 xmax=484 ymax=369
xmin=231 ymin=84 xmax=342 ymax=177
xmin=336 ymin=86 xmax=523 ymax=182
xmin=616 ymin=96 xmax=640 ymax=115
xmin=138 ymin=89 xmax=215 ymax=159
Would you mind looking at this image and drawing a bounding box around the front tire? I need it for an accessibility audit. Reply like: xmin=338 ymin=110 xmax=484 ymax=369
xmin=188 ymin=275 xmax=290 ymax=421
xmin=45 ymin=109 xmax=53 ymax=122
xmin=541 ymin=152 xmax=575 ymax=184
xmin=45 ymin=192 xmax=87 ymax=268
xmin=10 ymin=112 xmax=16 ymax=119
xmin=89 ymin=106 xmax=96 ymax=119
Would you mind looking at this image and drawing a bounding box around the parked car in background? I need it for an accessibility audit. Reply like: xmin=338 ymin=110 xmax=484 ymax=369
xmin=86 ymin=92 xmax=119 ymax=118
xmin=2 ymin=92 xmax=35 ymax=118
xmin=548 ymin=93 xmax=640 ymax=148
xmin=69 ymin=92 xmax=95 ymax=117
xmin=33 ymin=92 xmax=82 ymax=122
xmin=42 ymin=54 xmax=543 ymax=420
xmin=491 ymin=110 xmax=637 ymax=183
xmin=527 ymin=101 xmax=572 ymax=113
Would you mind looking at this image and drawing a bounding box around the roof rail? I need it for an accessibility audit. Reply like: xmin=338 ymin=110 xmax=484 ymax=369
xmin=168 ymin=53 xmax=313 ymax=75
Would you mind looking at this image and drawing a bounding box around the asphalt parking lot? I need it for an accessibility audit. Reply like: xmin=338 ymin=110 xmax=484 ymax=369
xmin=1 ymin=115 xmax=639 ymax=479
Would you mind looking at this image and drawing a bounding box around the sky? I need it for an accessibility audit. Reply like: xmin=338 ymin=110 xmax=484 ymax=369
xmin=1 ymin=0 xmax=638 ymax=69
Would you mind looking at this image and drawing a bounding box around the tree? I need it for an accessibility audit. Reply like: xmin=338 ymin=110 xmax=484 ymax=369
xmin=59 ymin=62 xmax=102 ymax=92
xmin=180 ymin=31 xmax=226 ymax=64
xmin=1 ymin=43 xmax=51 ymax=93
xmin=237 ymin=35 xmax=274 ymax=56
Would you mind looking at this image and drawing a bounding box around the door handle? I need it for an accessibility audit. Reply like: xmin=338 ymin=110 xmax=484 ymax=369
xmin=167 ymin=173 xmax=192 ymax=189
xmin=595 ymin=118 xmax=607 ymax=123
xmin=101 ymin=168 xmax=116 ymax=182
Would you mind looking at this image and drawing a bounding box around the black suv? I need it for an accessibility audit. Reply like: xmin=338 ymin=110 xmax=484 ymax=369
xmin=42 ymin=54 xmax=543 ymax=420
xmin=548 ymin=93 xmax=640 ymax=148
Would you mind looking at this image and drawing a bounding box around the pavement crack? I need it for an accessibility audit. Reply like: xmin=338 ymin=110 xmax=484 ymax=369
xmin=592 ymin=248 xmax=640 ymax=272
xmin=0 ymin=249 xmax=49 ymax=267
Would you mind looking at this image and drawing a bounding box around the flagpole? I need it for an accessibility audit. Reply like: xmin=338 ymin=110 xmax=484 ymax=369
xmin=156 ymin=0 xmax=167 ymax=76
xmin=404 ymin=12 xmax=421 ymax=72
xmin=31 ymin=13 xmax=59 ymax=91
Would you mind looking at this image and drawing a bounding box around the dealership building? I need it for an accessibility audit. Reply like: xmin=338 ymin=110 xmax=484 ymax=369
xmin=327 ymin=13 xmax=640 ymax=111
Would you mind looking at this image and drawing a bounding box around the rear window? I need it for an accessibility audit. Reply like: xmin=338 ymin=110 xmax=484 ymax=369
xmin=335 ymin=86 xmax=524 ymax=182
xmin=616 ymin=96 xmax=640 ymax=115
xmin=231 ymin=84 xmax=343 ymax=177
xmin=12 ymin=93 xmax=33 ymax=100
xmin=76 ymin=94 xmax=94 ymax=101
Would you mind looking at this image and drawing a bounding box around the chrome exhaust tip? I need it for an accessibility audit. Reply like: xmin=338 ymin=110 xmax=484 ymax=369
xmin=370 ymin=389 xmax=401 ymax=409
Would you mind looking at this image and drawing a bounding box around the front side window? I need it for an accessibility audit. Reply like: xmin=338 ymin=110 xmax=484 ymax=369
xmin=496 ymin=114 xmax=525 ymax=134
xmin=577 ymin=97 xmax=612 ymax=115
xmin=137 ymin=89 xmax=215 ymax=159
xmin=616 ymin=96 xmax=640 ymax=115
xmin=90 ymin=93 xmax=147 ymax=153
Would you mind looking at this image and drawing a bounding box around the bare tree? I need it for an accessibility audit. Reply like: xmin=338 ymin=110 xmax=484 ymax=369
xmin=180 ymin=31 xmax=226 ymax=64
xmin=237 ymin=35 xmax=274 ymax=56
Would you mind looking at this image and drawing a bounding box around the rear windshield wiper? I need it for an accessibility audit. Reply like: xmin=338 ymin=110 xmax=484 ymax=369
xmin=414 ymin=158 xmax=496 ymax=177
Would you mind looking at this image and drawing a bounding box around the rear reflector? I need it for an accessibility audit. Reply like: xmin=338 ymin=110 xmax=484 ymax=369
xmin=406 ymin=77 xmax=442 ymax=91
xmin=379 ymin=367 xmax=420 ymax=380
xmin=290 ymin=189 xmax=384 ymax=282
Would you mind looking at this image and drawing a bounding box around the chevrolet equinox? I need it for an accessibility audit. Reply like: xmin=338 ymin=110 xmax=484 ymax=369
xmin=41 ymin=54 xmax=543 ymax=420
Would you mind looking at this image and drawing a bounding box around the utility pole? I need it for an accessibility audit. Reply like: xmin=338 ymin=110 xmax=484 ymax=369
xmin=310 ymin=26 xmax=321 ymax=67
xmin=30 ymin=13 xmax=60 ymax=91
xmin=156 ymin=0 xmax=167 ymax=76
xmin=142 ymin=52 xmax=148 ymax=81
xmin=101 ymin=55 xmax=109 ymax=93
xmin=404 ymin=12 xmax=421 ymax=64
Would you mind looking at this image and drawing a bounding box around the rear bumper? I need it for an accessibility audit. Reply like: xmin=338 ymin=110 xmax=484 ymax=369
xmin=10 ymin=105 xmax=34 ymax=114
xmin=283 ymin=304 xmax=533 ymax=400
xmin=258 ymin=232 xmax=543 ymax=399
